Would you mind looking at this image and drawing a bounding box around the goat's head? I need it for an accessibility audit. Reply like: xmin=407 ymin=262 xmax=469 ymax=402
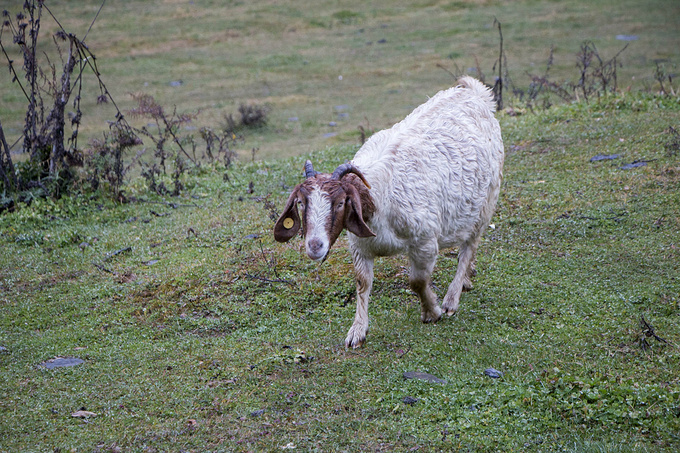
xmin=274 ymin=160 xmax=376 ymax=262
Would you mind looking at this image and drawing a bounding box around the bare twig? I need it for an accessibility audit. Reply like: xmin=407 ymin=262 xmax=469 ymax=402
xmin=436 ymin=62 xmax=459 ymax=79
xmin=492 ymin=18 xmax=504 ymax=110
xmin=640 ymin=315 xmax=667 ymax=345
xmin=0 ymin=34 xmax=30 ymax=101
xmin=103 ymin=246 xmax=132 ymax=262
xmin=243 ymin=239 xmax=294 ymax=287
xmin=258 ymin=239 xmax=291 ymax=285
xmin=82 ymin=0 xmax=106 ymax=43
xmin=93 ymin=263 xmax=114 ymax=274
xmin=340 ymin=290 xmax=355 ymax=307
xmin=0 ymin=118 xmax=17 ymax=192
xmin=397 ymin=346 xmax=412 ymax=359
xmin=245 ymin=274 xmax=294 ymax=287
xmin=136 ymin=199 xmax=200 ymax=209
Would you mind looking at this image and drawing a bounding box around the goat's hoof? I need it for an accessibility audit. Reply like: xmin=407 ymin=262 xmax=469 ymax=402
xmin=421 ymin=305 xmax=443 ymax=323
xmin=442 ymin=303 xmax=459 ymax=317
xmin=345 ymin=325 xmax=367 ymax=349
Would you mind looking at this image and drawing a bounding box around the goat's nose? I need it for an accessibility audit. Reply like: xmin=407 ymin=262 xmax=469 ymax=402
xmin=306 ymin=238 xmax=327 ymax=261
xmin=308 ymin=238 xmax=323 ymax=253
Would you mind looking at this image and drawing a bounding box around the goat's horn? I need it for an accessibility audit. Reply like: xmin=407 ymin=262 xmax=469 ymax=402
xmin=331 ymin=162 xmax=371 ymax=189
xmin=304 ymin=160 xmax=318 ymax=179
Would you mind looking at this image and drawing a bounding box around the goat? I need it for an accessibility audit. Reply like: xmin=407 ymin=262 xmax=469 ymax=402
xmin=274 ymin=76 xmax=504 ymax=348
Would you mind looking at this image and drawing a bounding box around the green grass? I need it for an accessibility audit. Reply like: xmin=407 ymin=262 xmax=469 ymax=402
xmin=1 ymin=93 xmax=680 ymax=451
xmin=1 ymin=0 xmax=679 ymax=159
xmin=1 ymin=0 xmax=680 ymax=451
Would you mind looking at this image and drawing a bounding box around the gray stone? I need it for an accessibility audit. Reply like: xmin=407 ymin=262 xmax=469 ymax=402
xmin=402 ymin=396 xmax=419 ymax=405
xmin=590 ymin=154 xmax=620 ymax=162
xmin=41 ymin=357 xmax=85 ymax=369
xmin=621 ymin=161 xmax=648 ymax=170
xmin=483 ymin=368 xmax=503 ymax=379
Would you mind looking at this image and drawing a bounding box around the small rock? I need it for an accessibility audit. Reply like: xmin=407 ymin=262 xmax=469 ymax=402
xmin=41 ymin=357 xmax=85 ymax=369
xmin=245 ymin=234 xmax=260 ymax=240
xmin=402 ymin=396 xmax=419 ymax=405
xmin=616 ymin=35 xmax=639 ymax=41
xmin=590 ymin=153 xmax=620 ymax=162
xmin=71 ymin=410 xmax=97 ymax=419
xmin=169 ymin=80 xmax=183 ymax=87
xmin=403 ymin=371 xmax=447 ymax=384
xmin=620 ymin=161 xmax=648 ymax=170
xmin=250 ymin=409 xmax=265 ymax=417
xmin=483 ymin=368 xmax=503 ymax=379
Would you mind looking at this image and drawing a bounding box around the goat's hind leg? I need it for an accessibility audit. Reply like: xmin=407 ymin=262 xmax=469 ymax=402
xmin=408 ymin=241 xmax=443 ymax=323
xmin=442 ymin=240 xmax=478 ymax=316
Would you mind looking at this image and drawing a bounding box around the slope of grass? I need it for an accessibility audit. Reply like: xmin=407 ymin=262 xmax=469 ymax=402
xmin=1 ymin=92 xmax=679 ymax=451
xmin=1 ymin=0 xmax=679 ymax=160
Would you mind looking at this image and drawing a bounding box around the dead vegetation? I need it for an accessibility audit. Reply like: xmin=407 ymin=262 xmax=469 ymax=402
xmin=0 ymin=2 xmax=268 ymax=210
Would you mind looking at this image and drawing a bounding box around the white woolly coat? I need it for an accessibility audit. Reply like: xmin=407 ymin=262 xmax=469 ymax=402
xmin=349 ymin=76 xmax=504 ymax=258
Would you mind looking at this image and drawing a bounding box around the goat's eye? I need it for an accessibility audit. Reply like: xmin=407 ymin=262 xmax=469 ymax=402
xmin=335 ymin=201 xmax=344 ymax=210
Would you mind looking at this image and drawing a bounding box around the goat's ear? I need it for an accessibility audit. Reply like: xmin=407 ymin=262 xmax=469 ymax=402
xmin=344 ymin=185 xmax=376 ymax=238
xmin=274 ymin=188 xmax=301 ymax=242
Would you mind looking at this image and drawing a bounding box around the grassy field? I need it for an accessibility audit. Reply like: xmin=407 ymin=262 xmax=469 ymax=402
xmin=1 ymin=0 xmax=679 ymax=159
xmin=1 ymin=94 xmax=679 ymax=451
xmin=1 ymin=1 xmax=680 ymax=452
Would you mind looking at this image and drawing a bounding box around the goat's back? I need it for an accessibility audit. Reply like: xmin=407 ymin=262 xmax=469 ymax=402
xmin=352 ymin=77 xmax=504 ymax=249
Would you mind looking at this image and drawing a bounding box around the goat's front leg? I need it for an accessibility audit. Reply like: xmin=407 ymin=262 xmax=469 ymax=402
xmin=345 ymin=251 xmax=374 ymax=349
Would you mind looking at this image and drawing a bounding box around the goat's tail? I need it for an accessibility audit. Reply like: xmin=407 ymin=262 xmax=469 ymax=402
xmin=457 ymin=76 xmax=496 ymax=113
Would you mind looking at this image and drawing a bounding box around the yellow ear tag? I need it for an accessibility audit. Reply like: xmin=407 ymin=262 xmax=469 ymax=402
xmin=283 ymin=218 xmax=295 ymax=229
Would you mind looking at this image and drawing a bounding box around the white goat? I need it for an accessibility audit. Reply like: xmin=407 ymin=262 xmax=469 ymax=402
xmin=274 ymin=76 xmax=504 ymax=348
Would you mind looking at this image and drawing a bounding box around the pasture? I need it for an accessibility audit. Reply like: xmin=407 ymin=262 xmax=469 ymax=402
xmin=1 ymin=0 xmax=679 ymax=451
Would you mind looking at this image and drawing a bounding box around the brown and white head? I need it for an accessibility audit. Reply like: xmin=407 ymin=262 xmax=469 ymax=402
xmin=274 ymin=160 xmax=376 ymax=262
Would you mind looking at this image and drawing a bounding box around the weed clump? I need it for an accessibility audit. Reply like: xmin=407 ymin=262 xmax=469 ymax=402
xmin=238 ymin=103 xmax=270 ymax=128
